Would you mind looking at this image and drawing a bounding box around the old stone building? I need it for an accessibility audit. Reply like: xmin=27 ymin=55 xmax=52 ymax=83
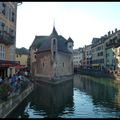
xmin=30 ymin=26 xmax=74 ymax=80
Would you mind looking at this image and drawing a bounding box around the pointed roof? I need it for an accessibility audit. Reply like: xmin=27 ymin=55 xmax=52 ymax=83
xmin=50 ymin=26 xmax=58 ymax=36
xmin=68 ymin=37 xmax=74 ymax=43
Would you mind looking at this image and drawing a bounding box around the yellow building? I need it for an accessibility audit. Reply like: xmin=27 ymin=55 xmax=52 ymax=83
xmin=0 ymin=2 xmax=21 ymax=78
xmin=15 ymin=47 xmax=29 ymax=69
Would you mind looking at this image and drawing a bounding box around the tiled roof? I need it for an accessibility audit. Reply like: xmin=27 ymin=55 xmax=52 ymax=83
xmin=16 ymin=47 xmax=29 ymax=55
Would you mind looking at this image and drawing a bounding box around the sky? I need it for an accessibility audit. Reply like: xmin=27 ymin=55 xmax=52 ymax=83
xmin=16 ymin=2 xmax=120 ymax=49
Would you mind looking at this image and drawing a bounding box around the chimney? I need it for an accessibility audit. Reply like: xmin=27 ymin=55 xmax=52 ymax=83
xmin=108 ymin=31 xmax=111 ymax=36
xmin=115 ymin=28 xmax=117 ymax=33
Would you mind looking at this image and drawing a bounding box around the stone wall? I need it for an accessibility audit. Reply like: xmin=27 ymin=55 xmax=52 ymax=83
xmin=0 ymin=84 xmax=34 ymax=118
xmin=35 ymin=51 xmax=53 ymax=78
xmin=56 ymin=52 xmax=73 ymax=76
xmin=34 ymin=51 xmax=73 ymax=79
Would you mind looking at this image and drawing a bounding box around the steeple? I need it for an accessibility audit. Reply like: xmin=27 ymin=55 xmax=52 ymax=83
xmin=50 ymin=21 xmax=58 ymax=36
xmin=52 ymin=26 xmax=58 ymax=35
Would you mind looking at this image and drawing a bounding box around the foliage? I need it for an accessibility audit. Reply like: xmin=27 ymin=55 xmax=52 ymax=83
xmin=0 ymin=83 xmax=11 ymax=94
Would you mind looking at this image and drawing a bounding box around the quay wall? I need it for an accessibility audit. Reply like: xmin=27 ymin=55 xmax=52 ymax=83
xmin=0 ymin=83 xmax=34 ymax=118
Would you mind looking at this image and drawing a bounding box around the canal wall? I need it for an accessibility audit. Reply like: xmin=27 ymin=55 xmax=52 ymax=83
xmin=75 ymin=69 xmax=116 ymax=79
xmin=0 ymin=83 xmax=34 ymax=118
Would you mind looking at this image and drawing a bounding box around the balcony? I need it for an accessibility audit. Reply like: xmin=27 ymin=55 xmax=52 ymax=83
xmin=106 ymin=38 xmax=120 ymax=49
xmin=0 ymin=31 xmax=15 ymax=45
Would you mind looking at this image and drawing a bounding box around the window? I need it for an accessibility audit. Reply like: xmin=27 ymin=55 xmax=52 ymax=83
xmin=69 ymin=45 xmax=72 ymax=48
xmin=63 ymin=62 xmax=64 ymax=67
xmin=53 ymin=51 xmax=56 ymax=57
xmin=53 ymin=39 xmax=56 ymax=45
xmin=0 ymin=45 xmax=5 ymax=60
xmin=2 ymin=3 xmax=6 ymax=16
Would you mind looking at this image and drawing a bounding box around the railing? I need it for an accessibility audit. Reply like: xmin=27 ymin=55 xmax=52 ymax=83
xmin=106 ymin=39 xmax=120 ymax=48
xmin=0 ymin=31 xmax=15 ymax=45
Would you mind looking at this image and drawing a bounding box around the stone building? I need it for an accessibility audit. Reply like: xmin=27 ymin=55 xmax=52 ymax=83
xmin=30 ymin=26 xmax=74 ymax=80
xmin=0 ymin=2 xmax=21 ymax=77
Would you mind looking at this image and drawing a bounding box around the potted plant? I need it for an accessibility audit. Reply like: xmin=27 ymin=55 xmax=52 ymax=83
xmin=0 ymin=83 xmax=12 ymax=100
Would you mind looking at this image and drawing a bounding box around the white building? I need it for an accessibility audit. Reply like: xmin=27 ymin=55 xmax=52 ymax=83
xmin=73 ymin=47 xmax=83 ymax=68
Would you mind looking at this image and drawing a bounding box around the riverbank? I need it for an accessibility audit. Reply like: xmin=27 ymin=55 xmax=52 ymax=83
xmin=75 ymin=68 xmax=120 ymax=80
xmin=0 ymin=82 xmax=34 ymax=118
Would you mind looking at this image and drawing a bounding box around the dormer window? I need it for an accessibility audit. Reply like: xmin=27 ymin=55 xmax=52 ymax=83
xmin=52 ymin=38 xmax=57 ymax=46
xmin=69 ymin=45 xmax=72 ymax=48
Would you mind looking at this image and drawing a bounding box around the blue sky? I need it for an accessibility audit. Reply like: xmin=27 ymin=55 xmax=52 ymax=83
xmin=16 ymin=2 xmax=120 ymax=49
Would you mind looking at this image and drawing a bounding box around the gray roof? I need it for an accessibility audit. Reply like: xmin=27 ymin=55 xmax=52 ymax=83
xmin=31 ymin=26 xmax=73 ymax=54
xmin=68 ymin=37 xmax=74 ymax=43
xmin=29 ymin=36 xmax=48 ymax=50
xmin=37 ymin=35 xmax=71 ymax=53
xmin=16 ymin=47 xmax=29 ymax=55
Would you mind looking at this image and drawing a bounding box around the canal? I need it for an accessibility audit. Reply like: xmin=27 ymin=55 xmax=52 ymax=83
xmin=7 ymin=74 xmax=120 ymax=118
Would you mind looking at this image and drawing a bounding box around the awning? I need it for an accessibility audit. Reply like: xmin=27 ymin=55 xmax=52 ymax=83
xmin=15 ymin=65 xmax=25 ymax=69
xmin=0 ymin=60 xmax=19 ymax=67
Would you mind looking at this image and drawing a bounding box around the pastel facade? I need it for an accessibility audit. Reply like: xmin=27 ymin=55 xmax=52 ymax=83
xmin=0 ymin=2 xmax=20 ymax=77
xmin=15 ymin=47 xmax=29 ymax=67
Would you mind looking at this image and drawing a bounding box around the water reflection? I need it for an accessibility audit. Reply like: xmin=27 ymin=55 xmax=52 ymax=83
xmin=74 ymin=75 xmax=120 ymax=111
xmin=7 ymin=75 xmax=120 ymax=118
xmin=30 ymin=79 xmax=74 ymax=118
xmin=8 ymin=79 xmax=74 ymax=118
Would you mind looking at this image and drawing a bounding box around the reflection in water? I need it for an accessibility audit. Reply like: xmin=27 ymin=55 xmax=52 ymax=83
xmin=29 ymin=79 xmax=74 ymax=118
xmin=7 ymin=79 xmax=74 ymax=118
xmin=74 ymin=75 xmax=120 ymax=117
xmin=7 ymin=75 xmax=120 ymax=118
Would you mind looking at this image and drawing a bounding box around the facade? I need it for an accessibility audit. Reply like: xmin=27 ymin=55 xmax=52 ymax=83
xmin=91 ymin=37 xmax=105 ymax=69
xmin=73 ymin=47 xmax=83 ymax=68
xmin=91 ymin=28 xmax=120 ymax=70
xmin=15 ymin=47 xmax=29 ymax=68
xmin=30 ymin=26 xmax=74 ymax=80
xmin=0 ymin=2 xmax=20 ymax=78
xmin=83 ymin=44 xmax=92 ymax=67
xmin=104 ymin=29 xmax=120 ymax=70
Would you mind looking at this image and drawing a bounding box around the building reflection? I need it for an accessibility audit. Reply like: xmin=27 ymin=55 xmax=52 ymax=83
xmin=74 ymin=75 xmax=120 ymax=111
xmin=29 ymin=79 xmax=74 ymax=118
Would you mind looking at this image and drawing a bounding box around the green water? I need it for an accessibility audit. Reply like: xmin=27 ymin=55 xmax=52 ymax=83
xmin=7 ymin=74 xmax=120 ymax=118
